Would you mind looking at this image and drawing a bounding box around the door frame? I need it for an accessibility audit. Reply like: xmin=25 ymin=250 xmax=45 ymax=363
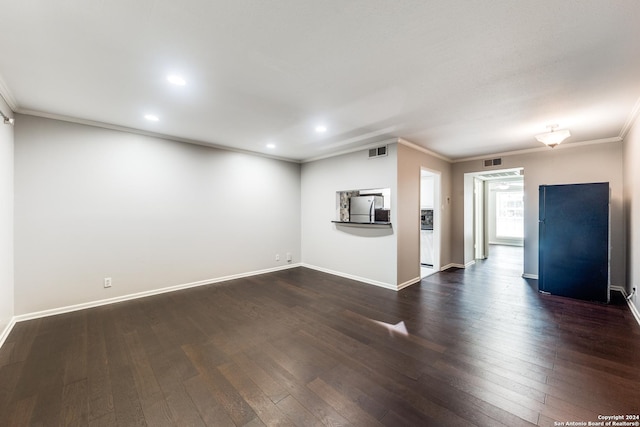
xmin=473 ymin=177 xmax=487 ymax=260
xmin=464 ymin=167 xmax=525 ymax=270
xmin=420 ymin=167 xmax=441 ymax=277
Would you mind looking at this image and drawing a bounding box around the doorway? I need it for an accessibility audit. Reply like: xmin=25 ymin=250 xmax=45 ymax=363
xmin=420 ymin=168 xmax=441 ymax=278
xmin=466 ymin=168 xmax=524 ymax=272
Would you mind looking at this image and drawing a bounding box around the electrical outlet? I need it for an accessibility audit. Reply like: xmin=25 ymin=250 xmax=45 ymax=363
xmin=626 ymin=287 xmax=637 ymax=301
xmin=286 ymin=252 xmax=292 ymax=262
xmin=104 ymin=277 xmax=112 ymax=288
xmin=275 ymin=254 xmax=280 ymax=261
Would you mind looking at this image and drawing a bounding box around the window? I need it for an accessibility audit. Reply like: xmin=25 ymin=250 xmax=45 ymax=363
xmin=495 ymin=191 xmax=524 ymax=238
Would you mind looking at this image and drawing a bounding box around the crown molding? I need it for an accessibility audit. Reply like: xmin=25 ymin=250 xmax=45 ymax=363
xmin=397 ymin=138 xmax=453 ymax=163
xmin=15 ymin=108 xmax=301 ymax=163
xmin=303 ymin=132 xmax=624 ymax=165
xmin=8 ymin=90 xmax=637 ymax=166
xmin=18 ymin=107 xmax=401 ymax=165
xmin=301 ymin=137 xmax=399 ymax=163
xmin=0 ymin=73 xmax=17 ymax=111
xmin=619 ymin=94 xmax=640 ymax=140
xmin=452 ymin=136 xmax=623 ymax=163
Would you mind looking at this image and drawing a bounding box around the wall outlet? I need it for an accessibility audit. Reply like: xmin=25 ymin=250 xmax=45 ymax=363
xmin=104 ymin=277 xmax=112 ymax=288
xmin=286 ymin=252 xmax=292 ymax=262
xmin=275 ymin=254 xmax=280 ymax=261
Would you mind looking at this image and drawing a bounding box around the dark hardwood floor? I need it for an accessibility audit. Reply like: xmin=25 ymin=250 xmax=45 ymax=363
xmin=1 ymin=245 xmax=639 ymax=426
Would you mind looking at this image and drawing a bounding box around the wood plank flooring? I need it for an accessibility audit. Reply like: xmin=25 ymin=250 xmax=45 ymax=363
xmin=1 ymin=245 xmax=639 ymax=426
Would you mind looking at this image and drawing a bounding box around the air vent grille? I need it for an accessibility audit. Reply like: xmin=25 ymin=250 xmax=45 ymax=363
xmin=368 ymin=145 xmax=388 ymax=159
xmin=483 ymin=158 xmax=502 ymax=167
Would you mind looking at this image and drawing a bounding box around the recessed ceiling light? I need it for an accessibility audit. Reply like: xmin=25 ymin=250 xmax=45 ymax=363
xmin=167 ymin=75 xmax=186 ymax=86
xmin=144 ymin=114 xmax=159 ymax=122
xmin=266 ymin=143 xmax=276 ymax=149
xmin=315 ymin=125 xmax=327 ymax=133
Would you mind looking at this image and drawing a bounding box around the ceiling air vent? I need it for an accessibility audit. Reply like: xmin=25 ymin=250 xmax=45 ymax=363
xmin=483 ymin=158 xmax=502 ymax=167
xmin=368 ymin=145 xmax=388 ymax=159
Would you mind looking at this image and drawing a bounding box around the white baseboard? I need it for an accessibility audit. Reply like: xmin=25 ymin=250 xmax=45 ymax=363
xmin=301 ymin=263 xmax=396 ymax=291
xmin=397 ymin=276 xmax=421 ymax=291
xmin=13 ymin=263 xmax=302 ymax=323
xmin=610 ymin=286 xmax=640 ymax=327
xmin=441 ymin=260 xmax=475 ymax=270
xmin=0 ymin=317 xmax=17 ymax=350
xmin=522 ymin=273 xmax=538 ymax=279
xmin=5 ymin=267 xmax=637 ymax=353
xmin=629 ymin=301 xmax=640 ymax=327
xmin=610 ymin=285 xmax=625 ymax=293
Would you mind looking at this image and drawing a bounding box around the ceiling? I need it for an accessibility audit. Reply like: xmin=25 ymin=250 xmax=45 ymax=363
xmin=1 ymin=1 xmax=640 ymax=162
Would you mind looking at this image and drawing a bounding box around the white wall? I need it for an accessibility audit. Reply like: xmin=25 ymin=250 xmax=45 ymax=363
xmin=452 ymin=142 xmax=625 ymax=285
xmin=0 ymin=98 xmax=14 ymax=339
xmin=623 ymin=112 xmax=640 ymax=314
xmin=14 ymin=114 xmax=301 ymax=315
xmin=300 ymin=144 xmax=398 ymax=288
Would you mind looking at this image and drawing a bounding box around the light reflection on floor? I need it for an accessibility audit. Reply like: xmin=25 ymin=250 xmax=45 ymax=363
xmin=369 ymin=319 xmax=410 ymax=337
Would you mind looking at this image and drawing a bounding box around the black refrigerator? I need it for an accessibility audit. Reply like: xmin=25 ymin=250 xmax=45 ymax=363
xmin=538 ymin=182 xmax=610 ymax=303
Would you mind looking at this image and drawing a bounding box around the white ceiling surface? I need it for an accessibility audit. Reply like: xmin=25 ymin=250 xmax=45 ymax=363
xmin=1 ymin=1 xmax=640 ymax=161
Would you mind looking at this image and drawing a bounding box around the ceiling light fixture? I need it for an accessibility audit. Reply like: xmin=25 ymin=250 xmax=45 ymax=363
xmin=144 ymin=114 xmax=159 ymax=122
xmin=315 ymin=125 xmax=327 ymax=133
xmin=0 ymin=109 xmax=14 ymax=125
xmin=167 ymin=75 xmax=186 ymax=86
xmin=266 ymin=143 xmax=276 ymax=149
xmin=535 ymin=124 xmax=570 ymax=148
